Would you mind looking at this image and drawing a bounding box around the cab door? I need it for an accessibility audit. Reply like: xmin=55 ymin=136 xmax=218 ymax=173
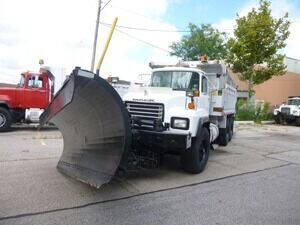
xmin=23 ymin=75 xmax=48 ymax=108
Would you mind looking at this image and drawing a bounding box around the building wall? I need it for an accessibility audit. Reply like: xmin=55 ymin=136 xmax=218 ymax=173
xmin=230 ymin=71 xmax=300 ymax=106
xmin=254 ymin=72 xmax=300 ymax=106
xmin=229 ymin=56 xmax=300 ymax=106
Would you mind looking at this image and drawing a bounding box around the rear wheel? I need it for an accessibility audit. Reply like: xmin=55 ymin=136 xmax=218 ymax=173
xmin=296 ymin=117 xmax=300 ymax=127
xmin=217 ymin=117 xmax=231 ymax=146
xmin=181 ymin=128 xmax=210 ymax=174
xmin=0 ymin=107 xmax=12 ymax=132
xmin=228 ymin=118 xmax=234 ymax=141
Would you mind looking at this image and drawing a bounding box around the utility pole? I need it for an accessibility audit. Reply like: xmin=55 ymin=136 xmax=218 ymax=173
xmin=90 ymin=0 xmax=102 ymax=72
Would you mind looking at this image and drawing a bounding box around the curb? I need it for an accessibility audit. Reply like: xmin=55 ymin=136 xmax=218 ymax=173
xmin=234 ymin=120 xmax=274 ymax=125
xmin=234 ymin=121 xmax=255 ymax=125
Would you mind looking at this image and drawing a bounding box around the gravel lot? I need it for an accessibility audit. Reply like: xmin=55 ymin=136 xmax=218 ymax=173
xmin=0 ymin=124 xmax=299 ymax=225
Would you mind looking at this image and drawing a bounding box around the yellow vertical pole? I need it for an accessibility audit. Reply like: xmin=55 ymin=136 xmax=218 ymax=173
xmin=96 ymin=17 xmax=118 ymax=75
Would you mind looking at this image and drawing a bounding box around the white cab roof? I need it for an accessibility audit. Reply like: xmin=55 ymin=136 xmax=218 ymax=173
xmin=152 ymin=67 xmax=204 ymax=74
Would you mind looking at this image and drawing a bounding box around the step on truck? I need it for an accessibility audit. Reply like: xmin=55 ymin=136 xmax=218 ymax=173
xmin=0 ymin=67 xmax=55 ymax=131
xmin=40 ymin=59 xmax=237 ymax=188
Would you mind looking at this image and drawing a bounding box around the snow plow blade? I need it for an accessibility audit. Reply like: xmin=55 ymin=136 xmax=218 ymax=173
xmin=40 ymin=67 xmax=131 ymax=188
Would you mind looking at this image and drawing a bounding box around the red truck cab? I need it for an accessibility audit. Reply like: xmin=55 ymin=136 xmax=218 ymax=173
xmin=0 ymin=69 xmax=55 ymax=131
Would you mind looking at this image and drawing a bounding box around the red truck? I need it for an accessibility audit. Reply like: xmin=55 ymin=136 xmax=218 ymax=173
xmin=0 ymin=68 xmax=55 ymax=131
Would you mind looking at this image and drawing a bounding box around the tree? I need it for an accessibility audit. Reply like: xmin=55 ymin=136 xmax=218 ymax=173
xmin=226 ymin=0 xmax=290 ymax=98
xmin=169 ymin=23 xmax=227 ymax=60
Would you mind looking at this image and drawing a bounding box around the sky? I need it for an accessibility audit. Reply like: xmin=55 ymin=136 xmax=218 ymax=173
xmin=0 ymin=0 xmax=299 ymax=85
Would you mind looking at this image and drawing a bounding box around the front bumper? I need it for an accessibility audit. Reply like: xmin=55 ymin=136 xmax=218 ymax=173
xmin=275 ymin=112 xmax=297 ymax=120
xmin=133 ymin=129 xmax=191 ymax=152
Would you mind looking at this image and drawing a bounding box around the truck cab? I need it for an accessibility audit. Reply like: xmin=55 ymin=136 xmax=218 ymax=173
xmin=0 ymin=69 xmax=54 ymax=131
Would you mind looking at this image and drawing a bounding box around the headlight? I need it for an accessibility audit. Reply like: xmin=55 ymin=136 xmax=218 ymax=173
xmin=293 ymin=110 xmax=298 ymax=114
xmin=171 ymin=117 xmax=189 ymax=130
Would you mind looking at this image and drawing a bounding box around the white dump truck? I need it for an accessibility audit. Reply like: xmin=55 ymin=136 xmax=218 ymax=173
xmin=40 ymin=60 xmax=237 ymax=188
xmin=273 ymin=96 xmax=300 ymax=126
xmin=123 ymin=60 xmax=237 ymax=172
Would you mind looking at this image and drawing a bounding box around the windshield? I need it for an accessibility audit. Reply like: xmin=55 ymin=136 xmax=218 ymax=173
xmin=19 ymin=75 xmax=25 ymax=87
xmin=287 ymin=99 xmax=300 ymax=106
xmin=150 ymin=71 xmax=199 ymax=91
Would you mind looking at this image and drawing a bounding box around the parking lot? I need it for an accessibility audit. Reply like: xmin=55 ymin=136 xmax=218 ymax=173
xmin=0 ymin=124 xmax=299 ymax=225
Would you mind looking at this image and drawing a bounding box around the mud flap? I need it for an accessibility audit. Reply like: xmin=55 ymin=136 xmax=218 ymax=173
xmin=40 ymin=67 xmax=131 ymax=188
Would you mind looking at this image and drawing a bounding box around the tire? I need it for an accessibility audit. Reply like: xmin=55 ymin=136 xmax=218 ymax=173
xmin=296 ymin=117 xmax=300 ymax=127
xmin=228 ymin=118 xmax=234 ymax=141
xmin=181 ymin=127 xmax=210 ymax=174
xmin=217 ymin=117 xmax=231 ymax=147
xmin=274 ymin=115 xmax=282 ymax=124
xmin=0 ymin=107 xmax=12 ymax=132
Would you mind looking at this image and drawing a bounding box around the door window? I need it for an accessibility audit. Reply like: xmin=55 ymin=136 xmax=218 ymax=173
xmin=35 ymin=77 xmax=43 ymax=88
xmin=19 ymin=75 xmax=25 ymax=87
xmin=27 ymin=76 xmax=44 ymax=88
xmin=189 ymin=73 xmax=199 ymax=91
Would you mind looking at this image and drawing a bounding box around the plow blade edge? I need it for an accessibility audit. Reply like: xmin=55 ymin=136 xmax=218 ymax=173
xmin=40 ymin=68 xmax=131 ymax=188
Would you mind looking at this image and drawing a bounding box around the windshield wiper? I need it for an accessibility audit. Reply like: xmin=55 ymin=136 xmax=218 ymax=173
xmin=172 ymin=88 xmax=186 ymax=91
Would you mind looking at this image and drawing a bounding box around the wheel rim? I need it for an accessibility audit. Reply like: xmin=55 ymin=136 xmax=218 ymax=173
xmin=0 ymin=113 xmax=6 ymax=127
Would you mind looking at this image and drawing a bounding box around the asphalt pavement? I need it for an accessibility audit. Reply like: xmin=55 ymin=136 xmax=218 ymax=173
xmin=0 ymin=124 xmax=299 ymax=225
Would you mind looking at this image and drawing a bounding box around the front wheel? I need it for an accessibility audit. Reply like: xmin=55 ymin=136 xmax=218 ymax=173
xmin=0 ymin=107 xmax=12 ymax=132
xmin=181 ymin=128 xmax=210 ymax=174
xmin=274 ymin=114 xmax=283 ymax=124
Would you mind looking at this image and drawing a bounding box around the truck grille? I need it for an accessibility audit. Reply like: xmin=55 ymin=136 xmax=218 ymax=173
xmin=281 ymin=107 xmax=290 ymax=114
xmin=125 ymin=101 xmax=164 ymax=130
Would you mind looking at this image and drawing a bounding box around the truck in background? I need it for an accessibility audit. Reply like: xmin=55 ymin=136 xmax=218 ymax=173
xmin=0 ymin=67 xmax=55 ymax=131
xmin=273 ymin=96 xmax=300 ymax=126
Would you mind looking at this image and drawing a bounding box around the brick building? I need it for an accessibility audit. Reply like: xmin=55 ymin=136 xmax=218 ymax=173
xmin=230 ymin=57 xmax=300 ymax=106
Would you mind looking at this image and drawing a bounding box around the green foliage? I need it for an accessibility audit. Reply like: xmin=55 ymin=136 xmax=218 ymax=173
xmin=169 ymin=23 xmax=227 ymax=60
xmin=235 ymin=99 xmax=256 ymax=121
xmin=235 ymin=99 xmax=272 ymax=122
xmin=226 ymin=0 xmax=290 ymax=97
xmin=255 ymin=102 xmax=273 ymax=122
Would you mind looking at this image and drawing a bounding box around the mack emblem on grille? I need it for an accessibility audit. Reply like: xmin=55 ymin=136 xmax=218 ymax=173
xmin=132 ymin=98 xmax=155 ymax=102
xmin=125 ymin=101 xmax=164 ymax=130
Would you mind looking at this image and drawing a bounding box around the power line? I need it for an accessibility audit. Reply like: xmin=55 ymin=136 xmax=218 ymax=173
xmin=109 ymin=5 xmax=154 ymax=20
xmin=100 ymin=22 xmax=189 ymax=32
xmin=100 ymin=19 xmax=299 ymax=34
xmin=102 ymin=24 xmax=171 ymax=54
xmin=101 ymin=0 xmax=112 ymax=11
